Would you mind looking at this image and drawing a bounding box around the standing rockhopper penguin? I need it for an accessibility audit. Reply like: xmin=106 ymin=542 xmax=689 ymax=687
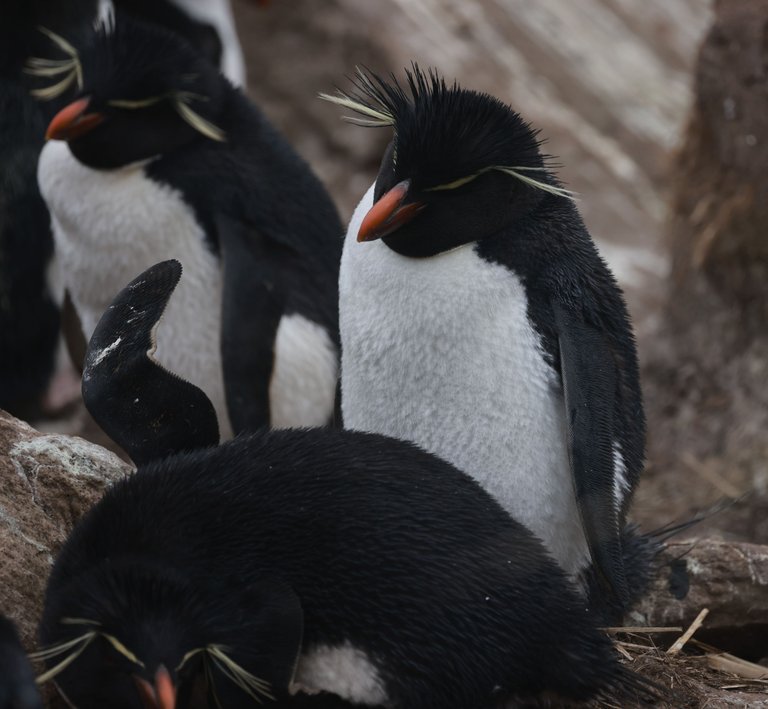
xmin=36 ymin=260 xmax=653 ymax=709
xmin=37 ymin=16 xmax=342 ymax=438
xmin=325 ymin=67 xmax=647 ymax=613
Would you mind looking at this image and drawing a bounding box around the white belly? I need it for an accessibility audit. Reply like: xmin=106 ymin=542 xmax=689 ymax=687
xmin=340 ymin=185 xmax=590 ymax=576
xmin=39 ymin=141 xmax=233 ymax=437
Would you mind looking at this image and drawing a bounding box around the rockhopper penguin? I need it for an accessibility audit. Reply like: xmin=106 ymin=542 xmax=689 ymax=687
xmin=37 ymin=17 xmax=343 ymax=438
xmin=325 ymin=68 xmax=647 ymax=613
xmin=0 ymin=0 xmax=105 ymax=418
xmin=35 ymin=260 xmax=654 ymax=709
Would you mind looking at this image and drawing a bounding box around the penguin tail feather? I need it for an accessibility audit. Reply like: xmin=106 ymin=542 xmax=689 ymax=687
xmin=585 ymin=497 xmax=736 ymax=624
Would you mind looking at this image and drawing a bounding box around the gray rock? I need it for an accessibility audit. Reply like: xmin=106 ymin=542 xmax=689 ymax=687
xmin=0 ymin=410 xmax=132 ymax=651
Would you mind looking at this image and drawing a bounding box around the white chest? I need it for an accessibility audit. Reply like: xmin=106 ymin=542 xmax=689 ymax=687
xmin=340 ymin=186 xmax=589 ymax=575
xmin=38 ymin=141 xmax=233 ymax=437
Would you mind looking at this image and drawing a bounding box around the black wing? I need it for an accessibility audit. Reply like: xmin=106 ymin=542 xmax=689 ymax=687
xmin=82 ymin=260 xmax=220 ymax=465
xmin=553 ymin=303 xmax=628 ymax=606
xmin=217 ymin=215 xmax=284 ymax=434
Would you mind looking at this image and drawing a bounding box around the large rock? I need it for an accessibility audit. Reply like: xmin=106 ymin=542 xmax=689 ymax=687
xmin=0 ymin=411 xmax=132 ymax=650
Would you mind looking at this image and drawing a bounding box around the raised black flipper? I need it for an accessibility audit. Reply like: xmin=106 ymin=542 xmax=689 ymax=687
xmin=0 ymin=614 xmax=42 ymax=709
xmin=553 ymin=303 xmax=628 ymax=607
xmin=218 ymin=215 xmax=284 ymax=434
xmin=82 ymin=260 xmax=219 ymax=465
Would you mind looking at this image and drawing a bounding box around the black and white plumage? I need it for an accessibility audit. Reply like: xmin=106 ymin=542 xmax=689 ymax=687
xmin=326 ymin=68 xmax=646 ymax=612
xmin=0 ymin=613 xmax=42 ymax=709
xmin=36 ymin=260 xmax=652 ymax=709
xmin=0 ymin=0 xmax=104 ymax=417
xmin=37 ymin=17 xmax=342 ymax=439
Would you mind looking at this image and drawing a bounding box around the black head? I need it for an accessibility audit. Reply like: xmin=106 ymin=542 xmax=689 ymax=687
xmin=38 ymin=15 xmax=230 ymax=169
xmin=324 ymin=66 xmax=574 ymax=257
xmin=38 ymin=560 xmax=302 ymax=708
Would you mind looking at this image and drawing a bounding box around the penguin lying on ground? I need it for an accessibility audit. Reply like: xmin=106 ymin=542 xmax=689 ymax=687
xmin=36 ymin=260 xmax=655 ymax=708
xmin=37 ymin=16 xmax=343 ymax=438
xmin=0 ymin=613 xmax=42 ymax=709
xmin=324 ymin=67 xmax=647 ymax=617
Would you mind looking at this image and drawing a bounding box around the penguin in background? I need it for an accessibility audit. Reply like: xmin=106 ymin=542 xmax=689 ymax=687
xmin=36 ymin=259 xmax=655 ymax=709
xmin=0 ymin=0 xmax=106 ymax=418
xmin=37 ymin=16 xmax=343 ymax=438
xmin=113 ymin=0 xmax=250 ymax=87
xmin=324 ymin=67 xmax=647 ymax=616
xmin=0 ymin=613 xmax=43 ymax=709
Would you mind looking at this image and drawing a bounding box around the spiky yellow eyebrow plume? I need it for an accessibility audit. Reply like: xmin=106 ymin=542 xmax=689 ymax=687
xmin=106 ymin=90 xmax=227 ymax=142
xmin=319 ymin=68 xmax=395 ymax=127
xmin=426 ymin=165 xmax=577 ymax=202
xmin=25 ymin=27 xmax=84 ymax=100
xmin=173 ymin=92 xmax=226 ymax=142
xmin=31 ymin=630 xmax=98 ymax=685
xmin=207 ymin=645 xmax=275 ymax=703
xmin=32 ymin=619 xmax=144 ymax=686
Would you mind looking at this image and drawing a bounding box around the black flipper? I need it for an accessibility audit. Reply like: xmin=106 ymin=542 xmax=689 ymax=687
xmin=553 ymin=303 xmax=628 ymax=606
xmin=0 ymin=614 xmax=43 ymax=709
xmin=218 ymin=215 xmax=283 ymax=434
xmin=82 ymin=260 xmax=219 ymax=465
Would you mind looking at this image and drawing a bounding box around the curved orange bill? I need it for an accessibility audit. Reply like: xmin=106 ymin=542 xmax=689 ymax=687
xmin=46 ymin=97 xmax=105 ymax=141
xmin=357 ymin=179 xmax=425 ymax=242
xmin=134 ymin=666 xmax=176 ymax=709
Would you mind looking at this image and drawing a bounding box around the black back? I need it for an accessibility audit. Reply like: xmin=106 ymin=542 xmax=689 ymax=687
xmin=40 ymin=429 xmax=646 ymax=708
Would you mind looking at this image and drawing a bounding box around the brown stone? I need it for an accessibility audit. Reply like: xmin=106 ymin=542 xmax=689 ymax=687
xmin=0 ymin=410 xmax=132 ymax=651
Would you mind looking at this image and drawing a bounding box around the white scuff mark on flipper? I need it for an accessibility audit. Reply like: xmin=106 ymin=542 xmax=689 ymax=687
xmin=90 ymin=337 xmax=122 ymax=367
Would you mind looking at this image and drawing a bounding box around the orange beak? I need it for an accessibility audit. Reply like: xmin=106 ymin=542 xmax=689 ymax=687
xmin=357 ymin=179 xmax=425 ymax=243
xmin=46 ymin=97 xmax=105 ymax=141
xmin=135 ymin=666 xmax=176 ymax=709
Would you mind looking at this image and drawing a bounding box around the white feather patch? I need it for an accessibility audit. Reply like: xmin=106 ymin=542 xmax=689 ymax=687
xmin=292 ymin=643 xmax=389 ymax=706
xmin=269 ymin=313 xmax=338 ymax=429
